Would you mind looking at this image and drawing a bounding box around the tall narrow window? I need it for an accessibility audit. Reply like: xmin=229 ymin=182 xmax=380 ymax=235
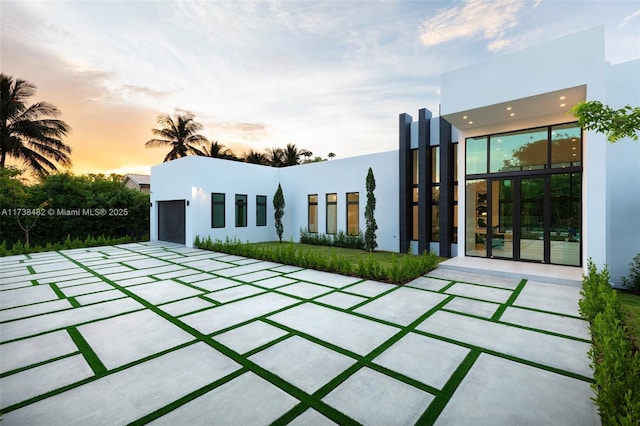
xmin=453 ymin=143 xmax=459 ymax=243
xmin=308 ymin=194 xmax=318 ymax=233
xmin=412 ymin=149 xmax=419 ymax=240
xmin=256 ymin=195 xmax=267 ymax=227
xmin=326 ymin=193 xmax=337 ymax=234
xmin=235 ymin=194 xmax=247 ymax=227
xmin=431 ymin=146 xmax=440 ymax=241
xmin=347 ymin=192 xmax=359 ymax=235
xmin=211 ymin=193 xmax=225 ymax=228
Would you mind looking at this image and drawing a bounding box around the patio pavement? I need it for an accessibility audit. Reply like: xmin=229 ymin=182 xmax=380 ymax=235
xmin=0 ymin=242 xmax=599 ymax=425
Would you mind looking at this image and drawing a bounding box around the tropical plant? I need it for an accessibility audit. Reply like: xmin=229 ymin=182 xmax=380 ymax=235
xmin=365 ymin=167 xmax=378 ymax=252
xmin=244 ymin=150 xmax=268 ymax=165
xmin=0 ymin=73 xmax=72 ymax=178
xmin=281 ymin=143 xmax=303 ymax=166
xmin=200 ymin=140 xmax=236 ymax=160
xmin=572 ymin=101 xmax=640 ymax=143
xmin=145 ymin=112 xmax=207 ymax=162
xmin=328 ymin=152 xmax=336 ymax=160
xmin=266 ymin=146 xmax=284 ymax=167
xmin=273 ymin=182 xmax=285 ymax=242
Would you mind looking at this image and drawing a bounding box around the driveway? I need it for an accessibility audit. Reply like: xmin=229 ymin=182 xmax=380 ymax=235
xmin=0 ymin=242 xmax=599 ymax=425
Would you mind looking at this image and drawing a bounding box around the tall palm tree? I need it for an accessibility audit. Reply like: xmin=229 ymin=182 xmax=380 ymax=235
xmin=0 ymin=73 xmax=72 ymax=178
xmin=145 ymin=112 xmax=206 ymax=162
xmin=282 ymin=143 xmax=302 ymax=167
xmin=244 ymin=150 xmax=268 ymax=165
xmin=328 ymin=152 xmax=336 ymax=160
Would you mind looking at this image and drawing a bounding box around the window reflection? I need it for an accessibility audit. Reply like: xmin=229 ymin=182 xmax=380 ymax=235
xmin=490 ymin=128 xmax=547 ymax=172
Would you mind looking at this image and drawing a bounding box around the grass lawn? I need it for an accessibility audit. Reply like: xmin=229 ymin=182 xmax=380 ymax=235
xmin=619 ymin=291 xmax=640 ymax=349
xmin=250 ymin=241 xmax=449 ymax=270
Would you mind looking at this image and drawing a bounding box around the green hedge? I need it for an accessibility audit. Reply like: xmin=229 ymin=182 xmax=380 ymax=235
xmin=0 ymin=234 xmax=146 ymax=256
xmin=579 ymin=259 xmax=640 ymax=425
xmin=299 ymin=227 xmax=365 ymax=250
xmin=194 ymin=236 xmax=438 ymax=284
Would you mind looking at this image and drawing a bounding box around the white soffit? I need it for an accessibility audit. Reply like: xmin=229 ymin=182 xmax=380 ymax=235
xmin=442 ymin=85 xmax=586 ymax=131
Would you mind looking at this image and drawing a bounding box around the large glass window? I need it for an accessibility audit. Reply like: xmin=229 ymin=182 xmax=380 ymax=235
xmin=466 ymin=136 xmax=488 ymax=175
xmin=235 ymin=194 xmax=247 ymax=227
xmin=490 ymin=127 xmax=547 ymax=172
xmin=347 ymin=192 xmax=359 ymax=235
xmin=256 ymin=195 xmax=267 ymax=227
xmin=326 ymin=193 xmax=337 ymax=234
xmin=551 ymin=123 xmax=582 ymax=168
xmin=211 ymin=193 xmax=225 ymax=228
xmin=308 ymin=194 xmax=318 ymax=233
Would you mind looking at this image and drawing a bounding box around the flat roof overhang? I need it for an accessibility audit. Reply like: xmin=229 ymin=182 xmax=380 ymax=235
xmin=442 ymin=85 xmax=586 ymax=131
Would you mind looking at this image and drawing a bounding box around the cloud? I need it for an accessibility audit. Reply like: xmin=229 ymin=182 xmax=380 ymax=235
xmin=419 ymin=0 xmax=525 ymax=51
xmin=620 ymin=9 xmax=640 ymax=27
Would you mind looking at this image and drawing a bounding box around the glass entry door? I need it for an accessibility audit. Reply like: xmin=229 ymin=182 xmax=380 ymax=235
xmin=486 ymin=176 xmax=555 ymax=263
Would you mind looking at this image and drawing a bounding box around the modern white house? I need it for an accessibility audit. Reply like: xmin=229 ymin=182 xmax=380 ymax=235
xmin=151 ymin=27 xmax=639 ymax=285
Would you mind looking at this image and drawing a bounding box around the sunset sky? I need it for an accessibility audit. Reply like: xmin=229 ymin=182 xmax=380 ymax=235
xmin=1 ymin=0 xmax=638 ymax=176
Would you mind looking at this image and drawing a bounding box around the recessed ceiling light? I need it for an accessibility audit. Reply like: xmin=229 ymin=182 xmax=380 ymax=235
xmin=468 ymin=121 xmax=473 ymax=124
xmin=560 ymin=103 xmax=566 ymax=107
xmin=560 ymin=96 xmax=566 ymax=100
xmin=506 ymin=107 xmax=512 ymax=111
xmin=572 ymin=147 xmax=576 ymax=150
xmin=463 ymin=116 xmax=468 ymax=119
xmin=510 ymin=113 xmax=515 ymax=117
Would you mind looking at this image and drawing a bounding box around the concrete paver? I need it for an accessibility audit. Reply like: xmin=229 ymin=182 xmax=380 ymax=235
xmin=435 ymin=353 xmax=599 ymax=425
xmin=323 ymin=367 xmax=435 ymax=425
xmin=0 ymin=242 xmax=598 ymax=425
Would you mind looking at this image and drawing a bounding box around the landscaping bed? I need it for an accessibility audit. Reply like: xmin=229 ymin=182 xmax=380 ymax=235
xmin=194 ymin=237 xmax=443 ymax=284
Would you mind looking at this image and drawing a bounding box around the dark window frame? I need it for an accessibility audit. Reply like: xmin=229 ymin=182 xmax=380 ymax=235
xmin=326 ymin=193 xmax=338 ymax=234
xmin=235 ymin=194 xmax=248 ymax=228
xmin=308 ymin=194 xmax=318 ymax=233
xmin=346 ymin=192 xmax=359 ymax=236
xmin=211 ymin=193 xmax=225 ymax=228
xmin=256 ymin=195 xmax=267 ymax=227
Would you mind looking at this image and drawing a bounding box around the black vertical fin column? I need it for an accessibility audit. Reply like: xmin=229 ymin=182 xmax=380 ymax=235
xmin=439 ymin=117 xmax=453 ymax=257
xmin=418 ymin=108 xmax=432 ymax=255
xmin=399 ymin=113 xmax=413 ymax=254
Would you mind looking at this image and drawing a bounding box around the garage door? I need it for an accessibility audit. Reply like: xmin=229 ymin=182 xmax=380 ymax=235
xmin=157 ymin=200 xmax=186 ymax=244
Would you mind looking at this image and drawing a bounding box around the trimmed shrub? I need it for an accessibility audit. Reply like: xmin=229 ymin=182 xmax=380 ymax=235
xmin=622 ymin=253 xmax=640 ymax=292
xmin=580 ymin=259 xmax=640 ymax=425
xmin=194 ymin=236 xmax=437 ymax=284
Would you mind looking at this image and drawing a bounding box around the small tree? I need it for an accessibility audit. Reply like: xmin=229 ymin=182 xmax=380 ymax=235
xmin=365 ymin=167 xmax=378 ymax=252
xmin=273 ymin=183 xmax=285 ymax=242
xmin=572 ymin=101 xmax=640 ymax=143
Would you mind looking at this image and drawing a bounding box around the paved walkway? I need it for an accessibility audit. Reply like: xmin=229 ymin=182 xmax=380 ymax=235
xmin=0 ymin=242 xmax=599 ymax=425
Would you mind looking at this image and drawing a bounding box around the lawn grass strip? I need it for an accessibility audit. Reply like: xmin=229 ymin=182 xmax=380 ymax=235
xmin=67 ymin=297 xmax=81 ymax=308
xmin=437 ymin=281 xmax=458 ymax=293
xmin=48 ymin=283 xmax=67 ymax=300
xmin=30 ymin=279 xmax=38 ymax=286
xmin=416 ymin=349 xmax=482 ymax=425
xmin=26 ymin=265 xmax=36 ymax=274
xmin=491 ymin=279 xmax=527 ymax=321
xmin=0 ymin=352 xmax=81 ymax=379
xmin=66 ymin=326 xmax=107 ymax=375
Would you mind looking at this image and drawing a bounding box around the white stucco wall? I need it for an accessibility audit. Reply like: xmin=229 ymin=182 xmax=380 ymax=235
xmin=150 ymin=151 xmax=400 ymax=252
xmin=605 ymin=59 xmax=640 ymax=284
xmin=282 ymin=151 xmax=399 ymax=252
